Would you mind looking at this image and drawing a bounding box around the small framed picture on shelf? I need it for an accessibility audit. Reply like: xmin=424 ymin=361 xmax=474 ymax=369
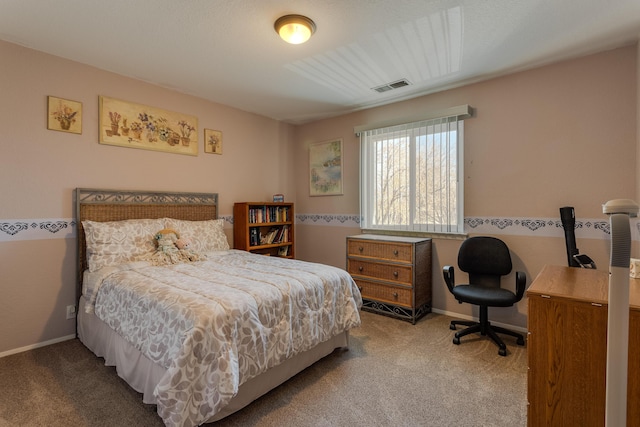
xmin=273 ymin=194 xmax=284 ymax=202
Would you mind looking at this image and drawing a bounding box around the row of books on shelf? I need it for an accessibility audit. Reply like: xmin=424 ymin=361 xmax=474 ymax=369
xmin=249 ymin=225 xmax=290 ymax=247
xmin=248 ymin=206 xmax=290 ymax=224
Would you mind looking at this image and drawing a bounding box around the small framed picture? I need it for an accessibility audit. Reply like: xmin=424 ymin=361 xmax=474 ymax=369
xmin=273 ymin=194 xmax=284 ymax=202
xmin=204 ymin=128 xmax=223 ymax=154
xmin=47 ymin=96 xmax=82 ymax=134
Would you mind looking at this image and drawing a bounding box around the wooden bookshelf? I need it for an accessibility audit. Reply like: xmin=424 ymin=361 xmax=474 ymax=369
xmin=233 ymin=202 xmax=294 ymax=258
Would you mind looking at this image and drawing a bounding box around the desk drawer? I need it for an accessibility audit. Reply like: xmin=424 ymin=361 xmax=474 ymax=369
xmin=354 ymin=279 xmax=412 ymax=307
xmin=348 ymin=259 xmax=413 ymax=285
xmin=347 ymin=239 xmax=412 ymax=263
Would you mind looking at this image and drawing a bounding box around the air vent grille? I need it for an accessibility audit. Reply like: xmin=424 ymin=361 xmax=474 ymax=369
xmin=372 ymin=79 xmax=411 ymax=93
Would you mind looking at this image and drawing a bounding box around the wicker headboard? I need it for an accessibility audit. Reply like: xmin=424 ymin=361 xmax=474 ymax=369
xmin=75 ymin=188 xmax=219 ymax=299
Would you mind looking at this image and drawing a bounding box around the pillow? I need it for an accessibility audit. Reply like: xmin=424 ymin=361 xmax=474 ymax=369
xmin=163 ymin=218 xmax=230 ymax=253
xmin=82 ymin=218 xmax=164 ymax=272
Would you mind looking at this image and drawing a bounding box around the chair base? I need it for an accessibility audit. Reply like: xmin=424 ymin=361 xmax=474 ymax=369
xmin=450 ymin=307 xmax=525 ymax=356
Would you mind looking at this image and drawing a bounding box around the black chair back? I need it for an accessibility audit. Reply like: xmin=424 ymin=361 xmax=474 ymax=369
xmin=458 ymin=236 xmax=512 ymax=288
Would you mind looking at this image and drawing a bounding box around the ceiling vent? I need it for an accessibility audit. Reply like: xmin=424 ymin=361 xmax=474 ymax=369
xmin=372 ymin=79 xmax=411 ymax=93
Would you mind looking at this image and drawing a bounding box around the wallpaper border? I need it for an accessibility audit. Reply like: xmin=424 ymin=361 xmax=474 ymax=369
xmin=295 ymin=214 xmax=639 ymax=241
xmin=1 ymin=214 xmax=638 ymax=242
xmin=0 ymin=218 xmax=76 ymax=242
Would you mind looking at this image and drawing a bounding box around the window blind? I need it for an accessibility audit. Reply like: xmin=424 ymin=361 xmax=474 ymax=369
xmin=359 ymin=109 xmax=467 ymax=234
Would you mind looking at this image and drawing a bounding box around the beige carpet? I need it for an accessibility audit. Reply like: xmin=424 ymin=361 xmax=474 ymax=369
xmin=0 ymin=311 xmax=527 ymax=426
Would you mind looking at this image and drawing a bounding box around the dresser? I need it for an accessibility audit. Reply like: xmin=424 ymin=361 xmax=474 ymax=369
xmin=346 ymin=234 xmax=432 ymax=324
xmin=527 ymin=265 xmax=640 ymax=427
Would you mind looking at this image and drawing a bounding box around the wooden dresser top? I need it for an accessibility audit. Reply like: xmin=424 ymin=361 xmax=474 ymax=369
xmin=528 ymin=264 xmax=640 ymax=310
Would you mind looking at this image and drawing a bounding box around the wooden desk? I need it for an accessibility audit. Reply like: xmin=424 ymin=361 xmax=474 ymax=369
xmin=527 ymin=265 xmax=640 ymax=426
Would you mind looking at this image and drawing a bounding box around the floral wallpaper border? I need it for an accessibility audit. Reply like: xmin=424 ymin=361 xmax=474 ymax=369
xmin=296 ymin=213 xmax=361 ymax=227
xmin=2 ymin=214 xmax=638 ymax=242
xmin=295 ymin=214 xmax=640 ymax=241
xmin=0 ymin=216 xmax=234 ymax=242
xmin=0 ymin=219 xmax=76 ymax=242
xmin=464 ymin=216 xmax=617 ymax=239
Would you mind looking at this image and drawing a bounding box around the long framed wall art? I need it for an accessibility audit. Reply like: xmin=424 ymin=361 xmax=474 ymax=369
xmin=99 ymin=96 xmax=198 ymax=156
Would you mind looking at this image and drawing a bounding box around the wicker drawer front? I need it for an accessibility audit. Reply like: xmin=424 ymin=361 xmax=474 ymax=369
xmin=347 ymin=240 xmax=412 ymax=263
xmin=348 ymin=259 xmax=412 ymax=285
xmin=355 ymin=279 xmax=412 ymax=307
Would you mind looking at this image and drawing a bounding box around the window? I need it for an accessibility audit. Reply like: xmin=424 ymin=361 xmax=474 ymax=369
xmin=359 ymin=110 xmax=466 ymax=234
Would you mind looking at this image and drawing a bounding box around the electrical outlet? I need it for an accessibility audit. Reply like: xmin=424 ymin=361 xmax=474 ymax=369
xmin=66 ymin=305 xmax=77 ymax=320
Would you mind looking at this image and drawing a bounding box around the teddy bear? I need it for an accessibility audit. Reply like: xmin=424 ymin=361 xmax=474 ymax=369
xmin=175 ymin=237 xmax=192 ymax=250
xmin=143 ymin=229 xmax=203 ymax=265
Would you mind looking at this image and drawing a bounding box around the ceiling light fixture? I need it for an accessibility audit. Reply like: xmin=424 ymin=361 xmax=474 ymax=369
xmin=274 ymin=14 xmax=316 ymax=44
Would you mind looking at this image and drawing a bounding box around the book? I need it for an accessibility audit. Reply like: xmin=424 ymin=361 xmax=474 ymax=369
xmin=249 ymin=228 xmax=259 ymax=246
xmin=278 ymin=246 xmax=289 ymax=256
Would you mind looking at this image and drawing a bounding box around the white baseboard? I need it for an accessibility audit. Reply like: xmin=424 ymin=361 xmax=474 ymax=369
xmin=0 ymin=334 xmax=76 ymax=359
xmin=431 ymin=308 xmax=528 ymax=334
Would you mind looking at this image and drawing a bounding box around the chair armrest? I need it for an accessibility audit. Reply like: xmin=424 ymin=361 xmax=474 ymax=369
xmin=443 ymin=265 xmax=455 ymax=293
xmin=515 ymin=271 xmax=526 ymax=301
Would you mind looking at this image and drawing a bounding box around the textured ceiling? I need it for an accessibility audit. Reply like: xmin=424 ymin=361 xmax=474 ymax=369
xmin=1 ymin=0 xmax=639 ymax=124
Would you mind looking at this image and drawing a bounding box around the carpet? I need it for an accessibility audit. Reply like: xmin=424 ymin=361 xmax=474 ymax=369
xmin=0 ymin=311 xmax=527 ymax=426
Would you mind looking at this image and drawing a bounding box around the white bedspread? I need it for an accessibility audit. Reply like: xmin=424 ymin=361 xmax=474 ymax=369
xmin=84 ymin=250 xmax=362 ymax=427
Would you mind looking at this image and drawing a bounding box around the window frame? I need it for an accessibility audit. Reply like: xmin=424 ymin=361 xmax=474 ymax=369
xmin=359 ymin=114 xmax=466 ymax=236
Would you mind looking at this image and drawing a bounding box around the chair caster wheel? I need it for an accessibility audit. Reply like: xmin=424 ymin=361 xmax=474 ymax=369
xmin=450 ymin=324 xmax=456 ymax=331
xmin=517 ymin=337 xmax=525 ymax=346
xmin=498 ymin=348 xmax=507 ymax=357
xmin=453 ymin=337 xmax=460 ymax=345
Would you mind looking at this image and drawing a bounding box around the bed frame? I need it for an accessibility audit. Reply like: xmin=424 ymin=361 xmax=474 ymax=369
xmin=74 ymin=188 xmax=348 ymax=423
xmin=75 ymin=188 xmax=219 ymax=300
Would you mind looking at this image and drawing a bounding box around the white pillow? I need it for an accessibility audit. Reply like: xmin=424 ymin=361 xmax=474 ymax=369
xmin=163 ymin=218 xmax=229 ymax=253
xmin=83 ymin=219 xmax=164 ymax=272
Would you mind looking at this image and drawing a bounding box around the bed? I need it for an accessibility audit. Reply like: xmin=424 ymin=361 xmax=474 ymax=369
xmin=75 ymin=188 xmax=362 ymax=427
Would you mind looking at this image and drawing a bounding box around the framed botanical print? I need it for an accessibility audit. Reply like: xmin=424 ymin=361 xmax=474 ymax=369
xmin=47 ymin=96 xmax=82 ymax=134
xmin=204 ymin=128 xmax=222 ymax=154
xmin=99 ymin=96 xmax=198 ymax=156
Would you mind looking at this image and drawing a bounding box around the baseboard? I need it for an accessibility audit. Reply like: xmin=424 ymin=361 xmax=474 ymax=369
xmin=431 ymin=308 xmax=528 ymax=334
xmin=0 ymin=334 xmax=76 ymax=359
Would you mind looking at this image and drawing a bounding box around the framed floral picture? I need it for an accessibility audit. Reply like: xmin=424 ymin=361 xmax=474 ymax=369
xmin=99 ymin=96 xmax=198 ymax=156
xmin=47 ymin=96 xmax=82 ymax=134
xmin=204 ymin=129 xmax=222 ymax=154
xmin=309 ymin=138 xmax=343 ymax=196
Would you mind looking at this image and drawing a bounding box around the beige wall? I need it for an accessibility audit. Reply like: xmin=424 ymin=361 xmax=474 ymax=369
xmin=293 ymin=45 xmax=638 ymax=328
xmin=0 ymin=40 xmax=296 ymax=354
xmin=1 ymin=40 xmax=637 ymax=355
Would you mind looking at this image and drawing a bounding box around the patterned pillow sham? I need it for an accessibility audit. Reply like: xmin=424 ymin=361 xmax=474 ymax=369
xmin=83 ymin=218 xmax=164 ymax=272
xmin=163 ymin=218 xmax=230 ymax=253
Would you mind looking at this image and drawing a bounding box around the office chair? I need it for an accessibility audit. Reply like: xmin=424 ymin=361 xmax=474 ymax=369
xmin=443 ymin=236 xmax=526 ymax=356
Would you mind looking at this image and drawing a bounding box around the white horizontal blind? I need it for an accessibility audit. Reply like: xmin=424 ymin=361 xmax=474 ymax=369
xmin=360 ymin=114 xmax=464 ymax=234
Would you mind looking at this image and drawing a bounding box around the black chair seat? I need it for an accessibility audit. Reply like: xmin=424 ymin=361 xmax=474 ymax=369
xmin=451 ymin=285 xmax=518 ymax=307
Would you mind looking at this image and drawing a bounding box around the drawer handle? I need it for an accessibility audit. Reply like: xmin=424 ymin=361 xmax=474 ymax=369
xmin=392 ymin=292 xmax=398 ymax=299
xmin=393 ymin=271 xmax=398 ymax=277
xmin=358 ymin=286 xmax=363 ymax=292
xmin=358 ymin=266 xmax=363 ymax=272
xmin=393 ymin=250 xmax=398 ymax=256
